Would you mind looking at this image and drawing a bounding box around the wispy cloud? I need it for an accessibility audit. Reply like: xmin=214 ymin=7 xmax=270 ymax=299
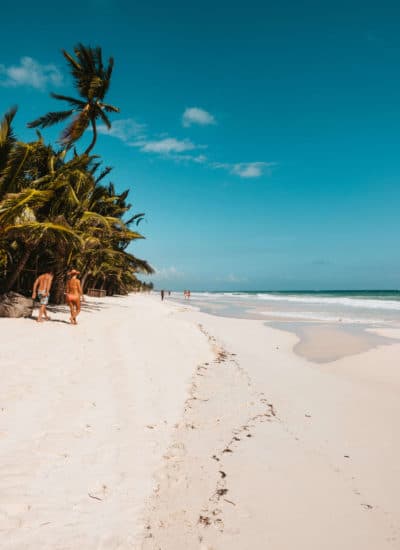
xmin=182 ymin=107 xmax=216 ymax=127
xmin=0 ymin=57 xmax=63 ymax=90
xmin=168 ymin=153 xmax=208 ymax=164
xmin=97 ymin=118 xmax=146 ymax=141
xmin=98 ymin=118 xmax=205 ymax=157
xmin=97 ymin=116 xmax=274 ymax=179
xmin=153 ymin=266 xmax=184 ymax=280
xmin=134 ymin=137 xmax=197 ymax=154
xmin=213 ymin=161 xmax=276 ymax=178
xmin=216 ymin=273 xmax=248 ymax=283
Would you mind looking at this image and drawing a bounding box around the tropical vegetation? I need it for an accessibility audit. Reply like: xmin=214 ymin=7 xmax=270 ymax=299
xmin=0 ymin=44 xmax=153 ymax=304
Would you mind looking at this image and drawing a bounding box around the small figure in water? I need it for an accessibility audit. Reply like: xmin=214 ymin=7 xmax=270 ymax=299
xmin=161 ymin=289 xmax=165 ymax=301
xmin=65 ymin=269 xmax=83 ymax=325
xmin=32 ymin=271 xmax=54 ymax=322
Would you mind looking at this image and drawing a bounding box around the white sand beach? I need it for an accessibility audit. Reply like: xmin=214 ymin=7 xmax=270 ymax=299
xmin=1 ymin=294 xmax=400 ymax=549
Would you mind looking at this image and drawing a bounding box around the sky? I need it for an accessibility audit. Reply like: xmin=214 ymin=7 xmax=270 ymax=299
xmin=1 ymin=0 xmax=400 ymax=290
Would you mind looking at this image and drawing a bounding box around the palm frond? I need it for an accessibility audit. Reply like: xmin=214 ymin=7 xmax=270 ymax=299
xmin=27 ymin=110 xmax=73 ymax=129
xmin=125 ymin=212 xmax=145 ymax=226
xmin=0 ymin=189 xmax=53 ymax=224
xmin=99 ymin=102 xmax=120 ymax=113
xmin=96 ymin=108 xmax=111 ymax=129
xmin=0 ymin=106 xmax=17 ymax=175
xmin=4 ymin=221 xmax=82 ymax=247
xmin=50 ymin=92 xmax=86 ymax=108
xmin=94 ymin=166 xmax=112 ymax=184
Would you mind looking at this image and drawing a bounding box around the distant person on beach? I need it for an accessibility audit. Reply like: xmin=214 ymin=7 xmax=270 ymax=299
xmin=184 ymin=290 xmax=188 ymax=300
xmin=32 ymin=271 xmax=54 ymax=322
xmin=65 ymin=269 xmax=83 ymax=325
xmin=161 ymin=289 xmax=165 ymax=301
xmin=187 ymin=290 xmax=191 ymax=299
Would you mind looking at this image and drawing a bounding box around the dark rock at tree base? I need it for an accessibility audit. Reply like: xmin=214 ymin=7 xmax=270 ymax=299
xmin=0 ymin=292 xmax=34 ymax=318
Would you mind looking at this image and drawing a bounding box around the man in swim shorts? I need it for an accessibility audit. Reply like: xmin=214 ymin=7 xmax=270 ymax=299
xmin=32 ymin=271 xmax=54 ymax=322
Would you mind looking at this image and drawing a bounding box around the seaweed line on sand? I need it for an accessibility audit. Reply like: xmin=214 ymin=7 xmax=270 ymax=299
xmin=141 ymin=322 xmax=278 ymax=545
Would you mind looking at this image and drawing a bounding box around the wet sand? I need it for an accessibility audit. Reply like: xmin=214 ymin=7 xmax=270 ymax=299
xmin=269 ymin=321 xmax=400 ymax=363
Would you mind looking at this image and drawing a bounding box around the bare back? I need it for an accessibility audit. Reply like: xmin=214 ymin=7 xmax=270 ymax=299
xmin=34 ymin=273 xmax=53 ymax=294
xmin=66 ymin=277 xmax=82 ymax=296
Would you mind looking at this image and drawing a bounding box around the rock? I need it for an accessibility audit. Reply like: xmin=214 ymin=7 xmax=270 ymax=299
xmin=0 ymin=292 xmax=34 ymax=318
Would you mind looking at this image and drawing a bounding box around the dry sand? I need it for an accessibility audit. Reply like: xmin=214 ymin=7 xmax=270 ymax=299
xmin=1 ymin=294 xmax=399 ymax=549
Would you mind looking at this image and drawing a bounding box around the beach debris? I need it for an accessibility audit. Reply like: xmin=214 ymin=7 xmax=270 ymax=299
xmin=361 ymin=503 xmax=373 ymax=510
xmin=219 ymin=470 xmax=226 ymax=478
xmin=216 ymin=488 xmax=228 ymax=497
xmin=211 ymin=455 xmax=220 ymax=461
xmin=344 ymin=455 xmax=350 ymax=458
xmin=222 ymin=447 xmax=233 ymax=453
xmin=199 ymin=515 xmax=211 ymax=526
xmin=146 ymin=424 xmax=155 ymax=429
xmin=88 ymin=493 xmax=103 ymax=501
xmin=305 ymin=413 xmax=312 ymax=418
xmin=246 ymin=433 xmax=252 ymax=437
xmin=224 ymin=498 xmax=236 ymax=506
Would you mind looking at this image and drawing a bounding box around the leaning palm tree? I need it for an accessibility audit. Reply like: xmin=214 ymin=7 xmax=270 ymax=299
xmin=27 ymin=44 xmax=119 ymax=154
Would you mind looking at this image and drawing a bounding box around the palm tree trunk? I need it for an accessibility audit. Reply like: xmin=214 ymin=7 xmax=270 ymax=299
xmin=52 ymin=251 xmax=67 ymax=305
xmin=5 ymin=245 xmax=32 ymax=292
xmin=80 ymin=271 xmax=90 ymax=293
xmin=84 ymin=118 xmax=97 ymax=155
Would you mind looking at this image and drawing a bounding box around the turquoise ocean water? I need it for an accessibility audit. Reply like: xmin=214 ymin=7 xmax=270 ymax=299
xmin=169 ymin=290 xmax=400 ymax=325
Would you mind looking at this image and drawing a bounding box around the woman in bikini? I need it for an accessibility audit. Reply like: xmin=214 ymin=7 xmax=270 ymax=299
xmin=65 ymin=269 xmax=83 ymax=325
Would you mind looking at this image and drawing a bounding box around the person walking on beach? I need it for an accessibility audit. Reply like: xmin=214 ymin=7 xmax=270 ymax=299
xmin=32 ymin=271 xmax=54 ymax=322
xmin=161 ymin=289 xmax=165 ymax=301
xmin=65 ymin=269 xmax=83 ymax=325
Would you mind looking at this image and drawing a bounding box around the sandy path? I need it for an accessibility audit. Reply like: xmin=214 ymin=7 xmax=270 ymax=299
xmin=0 ymin=295 xmax=212 ymax=549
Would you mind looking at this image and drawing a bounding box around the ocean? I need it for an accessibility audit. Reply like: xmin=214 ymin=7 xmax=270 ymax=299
xmin=169 ymin=290 xmax=400 ymax=325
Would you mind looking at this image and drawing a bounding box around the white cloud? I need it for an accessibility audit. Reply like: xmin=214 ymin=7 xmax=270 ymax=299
xmin=153 ymin=266 xmax=184 ymax=280
xmin=97 ymin=117 xmax=207 ymax=160
xmin=96 ymin=117 xmax=275 ymax=180
xmin=182 ymin=107 xmax=216 ymax=127
xmin=217 ymin=274 xmax=248 ymax=283
xmin=213 ymin=161 xmax=276 ymax=178
xmin=97 ymin=118 xmax=146 ymax=141
xmin=135 ymin=137 xmax=197 ymax=154
xmin=169 ymin=153 xmax=208 ymax=164
xmin=0 ymin=57 xmax=63 ymax=90
xmin=231 ymin=163 xmax=267 ymax=178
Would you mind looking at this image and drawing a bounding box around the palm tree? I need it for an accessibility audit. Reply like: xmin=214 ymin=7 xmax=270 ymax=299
xmin=0 ymin=106 xmax=17 ymax=175
xmin=1 ymin=45 xmax=153 ymax=300
xmin=27 ymin=44 xmax=119 ymax=154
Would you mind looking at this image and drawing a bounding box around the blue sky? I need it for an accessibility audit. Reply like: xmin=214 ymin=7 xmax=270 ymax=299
xmin=1 ymin=0 xmax=400 ymax=290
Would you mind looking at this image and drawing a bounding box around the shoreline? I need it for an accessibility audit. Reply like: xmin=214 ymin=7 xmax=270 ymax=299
xmin=1 ymin=294 xmax=399 ymax=548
